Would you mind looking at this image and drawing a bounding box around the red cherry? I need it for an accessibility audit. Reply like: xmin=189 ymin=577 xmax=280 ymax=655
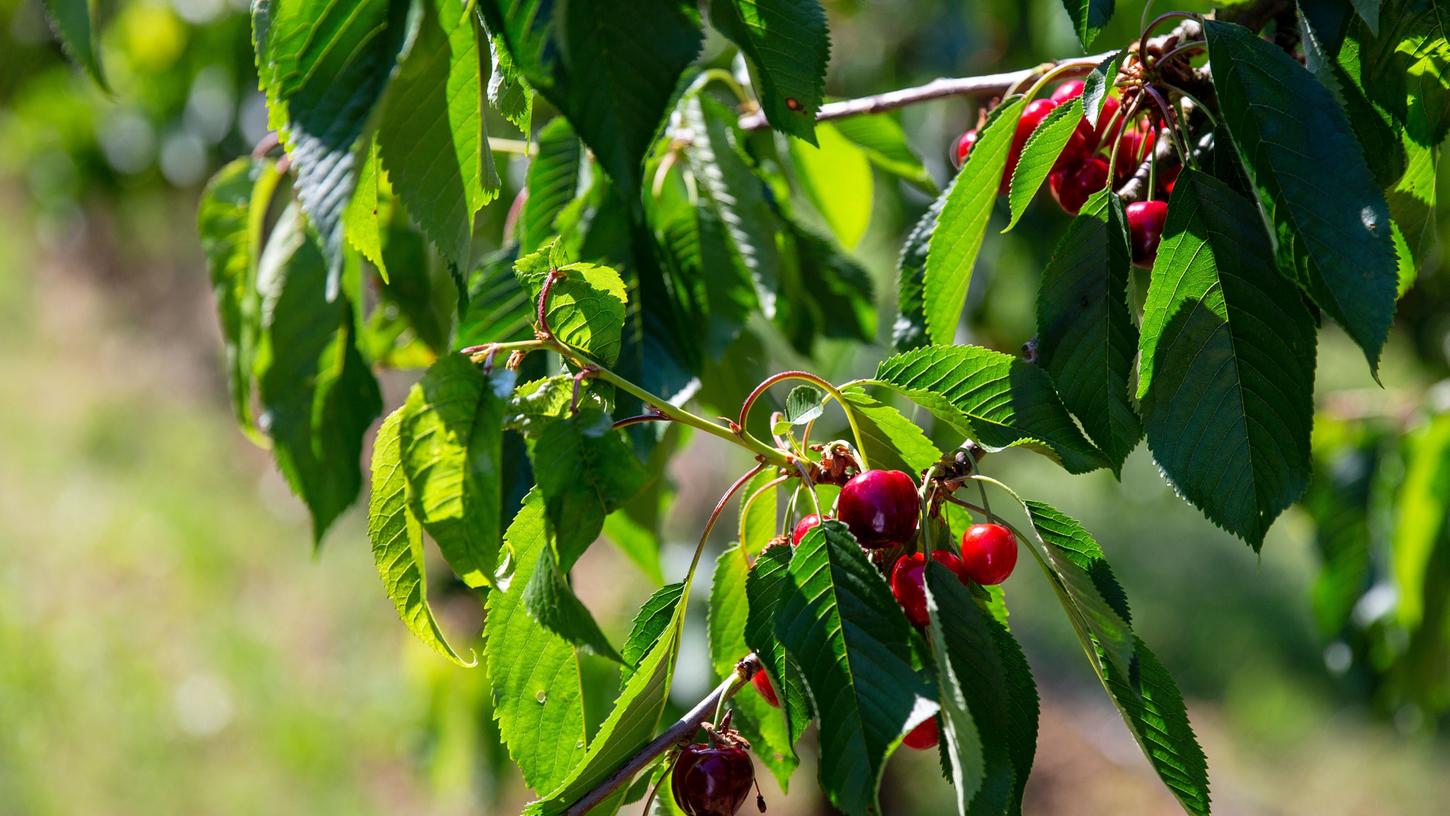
xmin=1157 ymin=163 xmax=1180 ymax=196
xmin=672 ymin=741 xmax=755 ymax=816
xmin=1114 ymin=126 xmax=1157 ymax=184
xmin=752 ymin=669 xmax=779 ymax=707
xmin=1051 ymin=81 xmax=1122 ymax=151
xmin=1091 ymin=95 xmax=1123 ymax=148
xmin=791 ymin=514 xmax=823 ymax=547
xmin=959 ymin=523 xmax=1018 ymax=585
xmin=953 ymin=129 xmax=978 ymax=169
xmin=1049 ymin=79 xmax=1086 ymax=104
xmin=1048 ymin=156 xmax=1109 ymax=216
xmin=903 ymin=717 xmax=940 ymax=750
xmin=1126 ymin=199 xmax=1169 ymax=269
xmin=837 ymin=470 xmax=920 ymax=549
xmin=999 ymin=98 xmax=1058 ymax=193
xmin=890 ymin=550 xmax=965 ymax=627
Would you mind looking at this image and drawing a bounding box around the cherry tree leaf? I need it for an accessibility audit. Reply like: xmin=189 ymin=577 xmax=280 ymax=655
xmin=1058 ymin=0 xmax=1116 ymax=49
xmin=518 ymin=118 xmax=582 ymax=254
xmin=1005 ymin=99 xmax=1085 ymax=230
xmin=839 ymin=387 xmax=943 ymax=475
xmin=790 ymin=122 xmax=874 ymax=247
xmin=1082 ymin=51 xmax=1122 ymax=127
xmin=832 ymin=114 xmax=935 ymax=191
xmin=514 ymin=249 xmax=629 ymax=365
xmin=711 ymin=0 xmax=830 ymax=144
xmin=42 ymin=0 xmax=107 ymax=89
xmin=892 ymin=196 xmax=943 ymax=352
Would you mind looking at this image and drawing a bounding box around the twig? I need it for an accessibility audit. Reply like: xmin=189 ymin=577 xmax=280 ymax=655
xmin=561 ymin=656 xmax=761 ymax=816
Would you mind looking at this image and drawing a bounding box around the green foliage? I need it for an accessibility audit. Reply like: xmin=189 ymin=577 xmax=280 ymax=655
xmin=1035 ymin=190 xmax=1140 ymax=473
xmin=1005 ymin=99 xmax=1085 ymax=229
xmin=519 ymin=119 xmax=582 ymax=255
xmin=514 ymin=250 xmax=629 ymax=365
xmin=41 ymin=0 xmax=106 ymax=89
xmin=1058 ymin=0 xmax=1116 ymax=48
xmin=775 ymin=522 xmax=938 ymax=815
xmin=1138 ymin=172 xmax=1317 ymax=548
xmin=1082 ymin=51 xmax=1122 ymax=126
xmin=712 ymin=0 xmax=831 ymax=144
xmin=790 ymin=122 xmax=874 ymax=247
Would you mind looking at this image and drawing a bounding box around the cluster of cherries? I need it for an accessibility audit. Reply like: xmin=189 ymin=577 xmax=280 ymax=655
xmin=672 ymin=468 xmax=1019 ymax=815
xmin=954 ymin=79 xmax=1173 ymax=269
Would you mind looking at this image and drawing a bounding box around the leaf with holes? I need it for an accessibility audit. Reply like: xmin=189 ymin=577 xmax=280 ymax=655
xmin=924 ymin=98 xmax=1023 ymax=345
xmin=1035 ymin=190 xmax=1140 ymax=473
xmin=1138 ymin=171 xmax=1317 ymax=548
xmin=869 ymin=345 xmax=1109 ymax=474
xmin=711 ymin=0 xmax=830 ymax=144
xmin=1206 ymin=19 xmax=1397 ymax=372
xmin=369 ymin=408 xmax=474 ymax=666
xmin=775 ymin=521 xmax=938 ymax=815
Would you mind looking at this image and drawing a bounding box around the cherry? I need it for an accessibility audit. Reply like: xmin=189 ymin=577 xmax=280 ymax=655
xmin=1049 ymin=80 xmax=1122 ymax=151
xmin=959 ymin=523 xmax=1018 ymax=585
xmin=1048 ymin=156 xmax=1109 ymax=216
xmin=1126 ymin=199 xmax=1169 ymax=269
xmin=953 ymin=129 xmax=978 ymax=169
xmin=1049 ymin=79 xmax=1086 ymax=105
xmin=902 ymin=716 xmax=940 ymax=750
xmin=790 ymin=514 xmax=823 ymax=547
xmin=837 ymin=470 xmax=920 ymax=549
xmin=1000 ymin=98 xmax=1058 ymax=193
xmin=1157 ymin=163 xmax=1180 ymax=196
xmin=890 ymin=550 xmax=965 ymax=627
xmin=672 ymin=740 xmax=755 ymax=816
xmin=1114 ymin=126 xmax=1157 ymax=184
xmin=751 ymin=669 xmax=779 ymax=707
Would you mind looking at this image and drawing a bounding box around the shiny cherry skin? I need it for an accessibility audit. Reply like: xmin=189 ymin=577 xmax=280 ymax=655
xmin=1048 ymin=156 xmax=1109 ymax=216
xmin=752 ymin=669 xmax=779 ymax=707
xmin=837 ymin=470 xmax=920 ymax=549
xmin=953 ymin=128 xmax=979 ymax=169
xmin=1126 ymin=199 xmax=1169 ymax=269
xmin=672 ymin=741 xmax=755 ymax=816
xmin=1049 ymin=79 xmax=1087 ymax=104
xmin=1000 ymin=99 xmax=1058 ymax=193
xmin=959 ymin=523 xmax=1019 ymax=585
xmin=903 ymin=716 xmax=940 ymax=750
xmin=890 ymin=550 xmax=965 ymax=627
xmin=791 ymin=514 xmax=824 ymax=547
xmin=1114 ymin=126 xmax=1157 ymax=184
xmin=1050 ymin=80 xmax=1122 ymax=150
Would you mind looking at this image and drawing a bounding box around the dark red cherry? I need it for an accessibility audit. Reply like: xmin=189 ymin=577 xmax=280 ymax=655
xmin=1114 ymin=126 xmax=1157 ymax=184
xmin=1051 ymin=81 xmax=1122 ymax=151
xmin=890 ymin=550 xmax=965 ymax=627
xmin=1126 ymin=199 xmax=1169 ymax=269
xmin=903 ymin=716 xmax=940 ymax=750
xmin=672 ymin=741 xmax=755 ymax=816
xmin=1157 ymin=163 xmax=1180 ymax=196
xmin=1000 ymin=98 xmax=1058 ymax=193
xmin=1048 ymin=156 xmax=1109 ymax=216
xmin=959 ymin=523 xmax=1018 ymax=585
xmin=752 ymin=669 xmax=779 ymax=707
xmin=837 ymin=470 xmax=920 ymax=549
xmin=953 ymin=129 xmax=979 ymax=169
xmin=791 ymin=514 xmax=823 ymax=547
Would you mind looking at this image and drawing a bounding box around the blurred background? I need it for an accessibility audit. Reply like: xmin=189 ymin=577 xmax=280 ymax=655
xmin=3 ymin=0 xmax=1449 ymax=813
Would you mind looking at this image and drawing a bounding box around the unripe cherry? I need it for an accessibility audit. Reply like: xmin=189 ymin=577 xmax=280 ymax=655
xmin=836 ymin=470 xmax=920 ymax=549
xmin=1126 ymin=199 xmax=1169 ymax=269
xmin=1048 ymin=156 xmax=1109 ymax=216
xmin=959 ymin=523 xmax=1018 ymax=585
xmin=903 ymin=716 xmax=940 ymax=750
xmin=890 ymin=550 xmax=965 ymax=627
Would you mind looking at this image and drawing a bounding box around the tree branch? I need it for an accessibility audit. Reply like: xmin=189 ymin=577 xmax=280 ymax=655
xmin=562 ymin=655 xmax=762 ymax=816
xmin=738 ymin=54 xmax=1113 ymax=131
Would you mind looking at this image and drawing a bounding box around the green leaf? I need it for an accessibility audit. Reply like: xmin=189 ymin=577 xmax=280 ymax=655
xmin=529 ymin=407 xmax=648 ymax=566
xmin=739 ymin=469 xmax=781 ymax=558
xmin=1035 ymin=190 xmax=1141 ymax=473
xmin=711 ymin=0 xmax=829 ymax=143
xmin=924 ymin=98 xmax=1023 ymax=345
xmin=1393 ymin=413 xmax=1450 ymax=628
xmin=923 ymin=563 xmax=1038 ymax=816
xmin=378 ymin=0 xmax=499 ymax=268
xmin=257 ymin=0 xmax=412 ymax=295
xmin=198 ymin=157 xmax=283 ymax=444
xmin=785 ymin=385 xmax=825 ymax=426
xmin=523 ymin=543 xmax=624 ymax=662
xmin=1082 ymin=52 xmax=1122 ymax=127
xmin=839 ymin=387 xmax=943 ymax=475
xmin=682 ymin=95 xmax=783 ymax=318
xmin=870 ymin=345 xmax=1109 ymax=474
xmin=623 ymin=583 xmax=684 ymax=672
xmin=1137 ymin=172 xmax=1317 ymax=548
xmin=831 ymin=114 xmax=935 ymax=191
xmin=519 ymin=118 xmax=582 ymax=254
xmin=1206 ymin=19 xmax=1398 ymax=371
xmin=255 ymin=205 xmax=383 ymax=543
xmin=369 ymin=408 xmax=474 ymax=666
xmin=484 ymin=490 xmax=589 ymax=794
xmin=775 ymin=522 xmax=938 ymax=815
xmin=775 ymin=219 xmax=877 ymax=350
xmin=376 ymin=222 xmax=454 ymax=355
xmin=398 ymin=353 xmax=510 ymax=587
xmin=1058 ymin=0 xmax=1115 ymax=49
xmin=746 ymin=545 xmax=812 ymax=756
xmin=460 ymin=248 xmax=535 ymax=347
xmin=42 ymin=0 xmax=107 ymax=89
xmin=892 ymin=196 xmax=943 ymax=351
xmin=484 ymin=0 xmax=701 ymax=195
xmin=790 ymin=122 xmax=874 ymax=247
xmin=709 ymin=546 xmax=799 ymax=788
xmin=344 ymin=139 xmax=389 ymax=280
xmin=1005 ymin=99 xmax=1084 ymax=230
xmin=487 ymin=32 xmax=534 ymax=132
xmin=514 ymin=250 xmax=629 ymax=365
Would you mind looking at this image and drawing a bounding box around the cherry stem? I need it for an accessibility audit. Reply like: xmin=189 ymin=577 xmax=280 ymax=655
xmin=536 ymin=268 xmax=560 ymax=341
xmin=560 ymin=655 xmax=761 ymax=816
xmin=611 ymin=409 xmax=669 ymax=430
xmin=1138 ymin=11 xmax=1203 ymax=69
xmin=1023 ymin=58 xmax=1104 ymax=102
xmin=738 ymin=370 xmax=871 ymax=471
